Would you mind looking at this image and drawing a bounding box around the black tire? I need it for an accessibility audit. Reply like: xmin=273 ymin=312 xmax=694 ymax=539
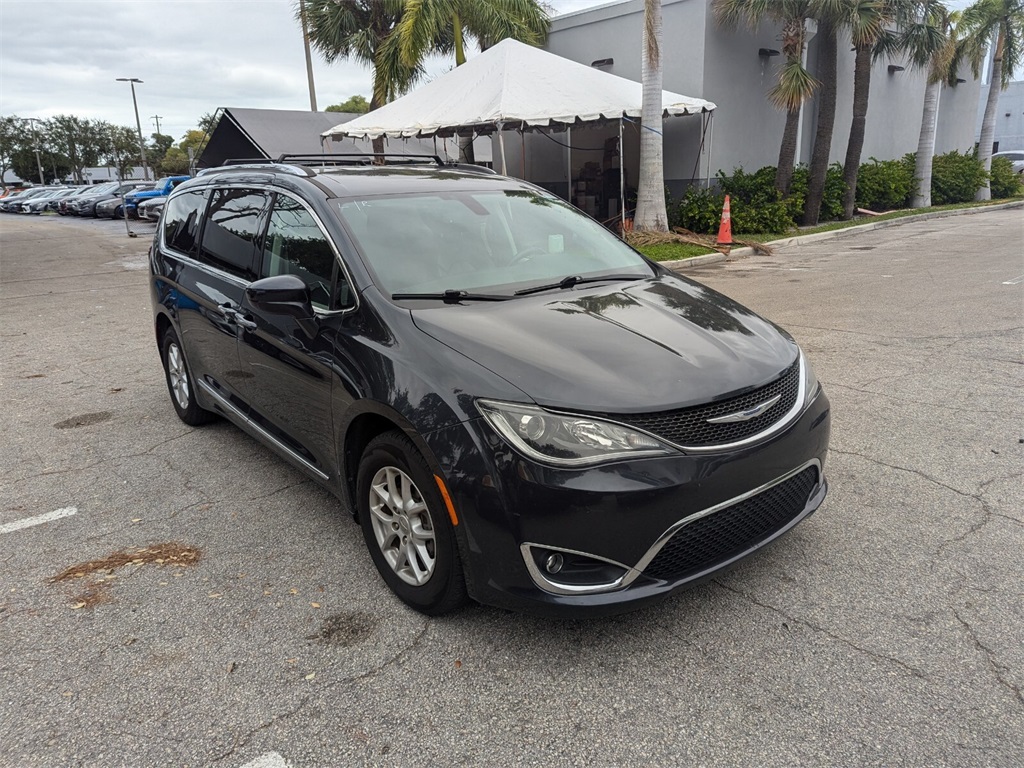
xmin=160 ymin=328 xmax=215 ymax=426
xmin=356 ymin=431 xmax=467 ymax=615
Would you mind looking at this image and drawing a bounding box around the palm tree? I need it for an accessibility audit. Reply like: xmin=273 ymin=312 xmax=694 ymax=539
xmin=959 ymin=0 xmax=1024 ymax=200
xmin=905 ymin=1 xmax=955 ymax=208
xmin=635 ymin=0 xmax=669 ymax=231
xmin=713 ymin=0 xmax=819 ymax=194
xmin=297 ymin=0 xmax=421 ymax=156
xmin=840 ymin=0 xmax=895 ymax=220
xmin=392 ymin=0 xmax=549 ymax=162
xmin=802 ymin=5 xmax=841 ymax=226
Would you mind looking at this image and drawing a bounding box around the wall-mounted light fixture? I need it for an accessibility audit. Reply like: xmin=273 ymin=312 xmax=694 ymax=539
xmin=591 ymin=58 xmax=613 ymax=68
xmin=758 ymin=48 xmax=780 ymax=57
xmin=955 ymin=78 xmax=967 ymax=84
xmin=887 ymin=65 xmax=905 ymax=74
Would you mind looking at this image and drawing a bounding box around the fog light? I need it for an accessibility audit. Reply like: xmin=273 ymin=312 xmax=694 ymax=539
xmin=544 ymin=553 xmax=564 ymax=574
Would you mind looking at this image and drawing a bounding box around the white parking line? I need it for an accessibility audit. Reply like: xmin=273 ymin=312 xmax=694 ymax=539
xmin=1002 ymin=274 xmax=1024 ymax=285
xmin=0 ymin=507 xmax=77 ymax=535
xmin=239 ymin=753 xmax=291 ymax=768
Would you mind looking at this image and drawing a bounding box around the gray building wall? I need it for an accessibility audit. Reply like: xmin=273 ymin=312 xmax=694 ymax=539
xmin=976 ymin=80 xmax=1024 ymax=152
xmin=539 ymin=0 xmax=982 ymax=192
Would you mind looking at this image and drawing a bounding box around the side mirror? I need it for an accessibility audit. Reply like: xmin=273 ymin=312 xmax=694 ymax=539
xmin=245 ymin=274 xmax=318 ymax=337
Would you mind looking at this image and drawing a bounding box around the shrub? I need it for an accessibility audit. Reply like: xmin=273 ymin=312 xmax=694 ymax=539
xmin=931 ymin=150 xmax=987 ymax=204
xmin=989 ymin=156 xmax=1023 ymax=199
xmin=716 ymin=166 xmax=796 ymax=234
xmin=788 ymin=163 xmax=846 ymax=223
xmin=717 ymin=165 xmax=780 ymax=207
xmin=676 ymin=187 xmax=725 ymax=234
xmin=731 ymin=199 xmax=794 ymax=234
xmin=855 ymin=158 xmax=915 ymax=211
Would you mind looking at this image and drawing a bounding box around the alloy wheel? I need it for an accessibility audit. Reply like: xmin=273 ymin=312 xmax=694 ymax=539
xmin=166 ymin=342 xmax=190 ymax=410
xmin=368 ymin=466 xmax=436 ymax=586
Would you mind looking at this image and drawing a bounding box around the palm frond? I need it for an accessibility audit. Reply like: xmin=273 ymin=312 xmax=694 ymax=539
xmin=768 ymin=57 xmax=820 ymax=110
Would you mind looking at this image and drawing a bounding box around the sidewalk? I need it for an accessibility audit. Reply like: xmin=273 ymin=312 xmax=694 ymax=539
xmin=662 ymin=198 xmax=1024 ymax=271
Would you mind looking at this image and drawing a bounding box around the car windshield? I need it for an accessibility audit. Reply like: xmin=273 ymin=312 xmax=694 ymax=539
xmin=335 ymin=189 xmax=652 ymax=296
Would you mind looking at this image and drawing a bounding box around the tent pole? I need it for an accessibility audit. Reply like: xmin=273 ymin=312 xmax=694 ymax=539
xmin=497 ymin=122 xmax=508 ymax=175
xmin=706 ymin=112 xmax=714 ymax=189
xmin=619 ymin=118 xmax=625 ymax=234
xmin=567 ymin=126 xmax=572 ymax=204
xmin=521 ymin=129 xmax=525 ymax=179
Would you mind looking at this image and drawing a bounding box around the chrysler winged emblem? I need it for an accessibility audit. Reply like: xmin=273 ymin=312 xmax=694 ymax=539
xmin=707 ymin=394 xmax=782 ymax=424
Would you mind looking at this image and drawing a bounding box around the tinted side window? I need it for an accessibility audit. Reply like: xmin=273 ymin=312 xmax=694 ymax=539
xmin=162 ymin=189 xmax=208 ymax=256
xmin=198 ymin=188 xmax=270 ymax=280
xmin=261 ymin=195 xmax=346 ymax=310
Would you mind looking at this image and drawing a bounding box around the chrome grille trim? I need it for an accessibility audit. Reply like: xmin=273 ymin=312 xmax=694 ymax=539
xmin=518 ymin=458 xmax=821 ymax=596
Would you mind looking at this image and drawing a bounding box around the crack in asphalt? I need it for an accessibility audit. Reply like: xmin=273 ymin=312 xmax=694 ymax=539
xmin=206 ymin=618 xmax=431 ymax=763
xmin=827 ymin=382 xmax=1017 ymax=415
xmin=208 ymin=694 xmax=313 ymax=764
xmin=828 ymin=448 xmax=980 ymax=501
xmin=830 ymin=450 xmax=1022 ymax=553
xmin=954 ymin=611 xmax=1024 ymax=708
xmin=714 ymin=581 xmax=926 ymax=679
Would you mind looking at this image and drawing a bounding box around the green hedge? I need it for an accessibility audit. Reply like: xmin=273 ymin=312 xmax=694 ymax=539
xmin=671 ymin=151 xmax=1008 ymax=236
xmin=931 ymin=150 xmax=987 ymax=204
xmin=990 ymin=156 xmax=1023 ymax=199
xmin=855 ymin=157 xmax=915 ymax=211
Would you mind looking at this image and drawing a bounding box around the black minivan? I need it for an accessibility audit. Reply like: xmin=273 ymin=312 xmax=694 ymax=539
xmin=149 ymin=157 xmax=830 ymax=616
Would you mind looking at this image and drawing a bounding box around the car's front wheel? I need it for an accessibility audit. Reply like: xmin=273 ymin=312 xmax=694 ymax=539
xmin=160 ymin=328 xmax=214 ymax=426
xmin=356 ymin=431 xmax=467 ymax=615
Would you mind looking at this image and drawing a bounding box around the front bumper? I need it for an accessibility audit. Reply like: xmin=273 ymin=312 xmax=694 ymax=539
xmin=425 ymin=389 xmax=831 ymax=616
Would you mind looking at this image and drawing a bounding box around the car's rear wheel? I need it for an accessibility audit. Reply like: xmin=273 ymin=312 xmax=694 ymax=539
xmin=160 ymin=328 xmax=214 ymax=426
xmin=356 ymin=431 xmax=467 ymax=615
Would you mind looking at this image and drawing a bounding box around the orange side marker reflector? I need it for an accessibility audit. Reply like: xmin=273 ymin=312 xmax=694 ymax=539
xmin=434 ymin=475 xmax=459 ymax=527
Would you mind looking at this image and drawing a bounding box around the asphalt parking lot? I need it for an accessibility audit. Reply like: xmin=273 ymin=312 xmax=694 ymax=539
xmin=1 ymin=208 xmax=1022 ymax=767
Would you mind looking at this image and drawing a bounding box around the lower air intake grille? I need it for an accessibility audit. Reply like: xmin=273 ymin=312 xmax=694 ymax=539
xmin=643 ymin=466 xmax=818 ymax=582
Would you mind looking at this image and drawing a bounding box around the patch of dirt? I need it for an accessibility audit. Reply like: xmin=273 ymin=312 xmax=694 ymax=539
xmin=51 ymin=542 xmax=202 ymax=583
xmin=54 ymin=411 xmax=112 ymax=429
xmin=308 ymin=611 xmax=378 ymax=647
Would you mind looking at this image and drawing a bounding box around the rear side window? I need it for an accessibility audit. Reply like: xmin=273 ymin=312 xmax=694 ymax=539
xmin=198 ymin=188 xmax=271 ymax=280
xmin=260 ymin=195 xmax=343 ymax=310
xmin=162 ymin=189 xmax=208 ymax=256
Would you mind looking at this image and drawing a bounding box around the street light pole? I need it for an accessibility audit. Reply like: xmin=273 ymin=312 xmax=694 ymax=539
xmin=26 ymin=117 xmax=46 ymax=185
xmin=116 ymin=77 xmax=151 ymax=181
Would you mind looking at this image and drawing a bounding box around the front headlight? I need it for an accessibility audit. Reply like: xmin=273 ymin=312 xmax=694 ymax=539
xmin=800 ymin=348 xmax=820 ymax=406
xmin=477 ymin=399 xmax=675 ymax=467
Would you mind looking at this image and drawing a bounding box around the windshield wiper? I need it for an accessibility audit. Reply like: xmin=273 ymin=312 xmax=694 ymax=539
xmin=514 ymin=273 xmax=646 ymax=296
xmin=391 ymin=289 xmax=512 ymax=304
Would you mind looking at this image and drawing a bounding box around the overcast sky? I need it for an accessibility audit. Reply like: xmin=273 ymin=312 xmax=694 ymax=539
xmin=0 ymin=0 xmax=996 ymax=143
xmin=0 ymin=0 xmax=608 ymax=141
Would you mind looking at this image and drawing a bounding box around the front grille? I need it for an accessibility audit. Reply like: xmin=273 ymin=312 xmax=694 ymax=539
xmin=642 ymin=466 xmax=818 ymax=582
xmin=611 ymin=359 xmax=801 ymax=448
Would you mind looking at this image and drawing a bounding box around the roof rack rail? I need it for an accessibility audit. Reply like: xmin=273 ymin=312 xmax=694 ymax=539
xmin=205 ymin=155 xmax=499 ymax=177
xmin=204 ymin=160 xmax=317 ymax=178
xmin=275 ymin=153 xmax=445 ymax=166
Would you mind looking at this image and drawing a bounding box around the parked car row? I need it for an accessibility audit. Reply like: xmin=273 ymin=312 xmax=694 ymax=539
xmin=0 ymin=175 xmax=190 ymax=221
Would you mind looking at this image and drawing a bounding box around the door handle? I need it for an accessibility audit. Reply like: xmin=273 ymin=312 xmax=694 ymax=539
xmin=217 ymin=304 xmax=257 ymax=331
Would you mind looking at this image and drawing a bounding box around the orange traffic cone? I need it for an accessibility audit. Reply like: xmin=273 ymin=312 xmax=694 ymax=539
xmin=717 ymin=194 xmax=733 ymax=249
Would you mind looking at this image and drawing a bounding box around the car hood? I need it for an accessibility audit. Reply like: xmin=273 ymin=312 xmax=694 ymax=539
xmin=409 ymin=275 xmax=797 ymax=413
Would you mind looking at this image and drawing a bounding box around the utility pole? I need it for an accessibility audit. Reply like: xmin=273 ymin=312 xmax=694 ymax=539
xmin=116 ymin=77 xmax=151 ymax=181
xmin=26 ymin=117 xmax=46 ymax=185
xmin=150 ymin=115 xmax=163 ymax=135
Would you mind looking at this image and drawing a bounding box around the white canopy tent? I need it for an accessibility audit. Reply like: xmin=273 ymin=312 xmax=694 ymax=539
xmin=323 ymin=39 xmax=716 ymax=225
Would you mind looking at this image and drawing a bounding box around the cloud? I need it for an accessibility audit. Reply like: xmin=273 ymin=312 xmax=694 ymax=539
xmin=0 ymin=0 xmax=606 ymax=140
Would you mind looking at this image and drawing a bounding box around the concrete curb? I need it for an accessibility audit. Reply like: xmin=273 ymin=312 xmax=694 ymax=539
xmin=661 ymin=199 xmax=1024 ymax=271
